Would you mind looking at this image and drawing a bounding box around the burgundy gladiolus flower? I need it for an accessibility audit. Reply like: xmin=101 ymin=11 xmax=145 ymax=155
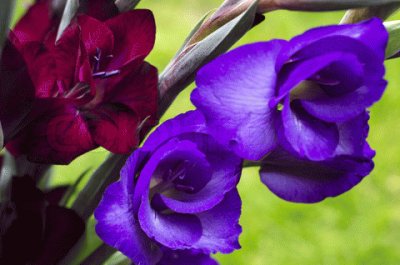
xmin=6 ymin=1 xmax=158 ymax=164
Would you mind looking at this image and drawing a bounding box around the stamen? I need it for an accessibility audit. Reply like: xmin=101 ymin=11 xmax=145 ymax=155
xmin=64 ymin=82 xmax=90 ymax=99
xmin=92 ymin=70 xmax=120 ymax=79
xmin=175 ymin=184 xmax=195 ymax=193
xmin=93 ymin=48 xmax=102 ymax=72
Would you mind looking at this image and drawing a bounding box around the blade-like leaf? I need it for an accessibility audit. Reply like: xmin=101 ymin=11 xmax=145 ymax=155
xmin=59 ymin=168 xmax=91 ymax=207
xmin=260 ymin=0 xmax=400 ymax=12
xmin=81 ymin=243 xmax=116 ymax=265
xmin=0 ymin=151 xmax=16 ymax=201
xmin=385 ymin=20 xmax=400 ymax=59
xmin=340 ymin=3 xmax=400 ymax=24
xmin=173 ymin=10 xmax=214 ymax=59
xmin=56 ymin=0 xmax=79 ymax=41
xmin=71 ymin=154 xmax=128 ymax=221
xmin=115 ymin=0 xmax=141 ymax=12
xmin=0 ymin=0 xmax=14 ymax=53
xmin=158 ymin=0 xmax=259 ymax=117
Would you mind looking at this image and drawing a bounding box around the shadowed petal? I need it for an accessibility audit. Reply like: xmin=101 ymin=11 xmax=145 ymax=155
xmin=83 ymin=0 xmax=119 ymax=21
xmin=7 ymin=100 xmax=95 ymax=164
xmin=280 ymin=98 xmax=339 ymax=161
xmin=260 ymin=148 xmax=374 ymax=203
xmin=35 ymin=206 xmax=85 ymax=265
xmin=87 ymin=104 xmax=140 ymax=154
xmin=159 ymin=248 xmax=218 ymax=265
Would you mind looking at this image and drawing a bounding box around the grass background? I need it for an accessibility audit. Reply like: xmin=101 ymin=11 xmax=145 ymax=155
xmin=13 ymin=1 xmax=400 ymax=264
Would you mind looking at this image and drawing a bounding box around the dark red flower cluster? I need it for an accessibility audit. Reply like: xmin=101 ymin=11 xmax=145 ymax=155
xmin=4 ymin=0 xmax=158 ymax=164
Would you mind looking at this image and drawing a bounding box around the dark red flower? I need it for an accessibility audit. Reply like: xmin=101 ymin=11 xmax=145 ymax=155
xmin=7 ymin=1 xmax=158 ymax=164
xmin=0 ymin=176 xmax=85 ymax=265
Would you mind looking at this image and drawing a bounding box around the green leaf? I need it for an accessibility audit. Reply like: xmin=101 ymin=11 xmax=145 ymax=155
xmin=59 ymin=168 xmax=91 ymax=206
xmin=81 ymin=243 xmax=117 ymax=265
xmin=158 ymin=0 xmax=259 ymax=116
xmin=173 ymin=10 xmax=214 ymax=59
xmin=385 ymin=20 xmax=400 ymax=59
xmin=71 ymin=154 xmax=129 ymax=221
xmin=0 ymin=0 xmax=15 ymax=54
xmin=56 ymin=0 xmax=79 ymax=41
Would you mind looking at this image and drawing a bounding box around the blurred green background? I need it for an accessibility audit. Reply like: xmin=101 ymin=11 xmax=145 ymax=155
xmin=13 ymin=1 xmax=400 ymax=264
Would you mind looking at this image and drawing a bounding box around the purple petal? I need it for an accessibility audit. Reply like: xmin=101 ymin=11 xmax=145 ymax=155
xmin=159 ymin=248 xmax=219 ymax=265
xmin=192 ymin=41 xmax=287 ymax=160
xmin=280 ymin=18 xmax=387 ymax=62
xmin=135 ymin=140 xmax=205 ymax=248
xmin=260 ymin=149 xmax=374 ymax=203
xmin=280 ymin=98 xmax=339 ymax=161
xmin=94 ymin=181 xmax=162 ymax=265
xmin=155 ymin=134 xmax=241 ymax=214
xmin=192 ymin=189 xmax=242 ymax=254
xmin=334 ymin=111 xmax=371 ymax=157
xmin=142 ymin=111 xmax=207 ymax=152
xmin=289 ymin=36 xmax=386 ymax=122
xmin=274 ymin=51 xmax=348 ymax=101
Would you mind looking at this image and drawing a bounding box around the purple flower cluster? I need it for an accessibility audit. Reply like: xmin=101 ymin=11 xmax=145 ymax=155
xmin=95 ymin=18 xmax=388 ymax=264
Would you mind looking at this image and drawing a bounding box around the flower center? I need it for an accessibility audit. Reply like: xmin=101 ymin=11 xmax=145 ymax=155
xmin=149 ymin=160 xmax=195 ymax=197
xmin=91 ymin=48 xmax=120 ymax=79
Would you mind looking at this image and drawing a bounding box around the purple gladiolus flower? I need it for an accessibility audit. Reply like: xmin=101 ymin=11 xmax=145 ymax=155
xmin=95 ymin=111 xmax=242 ymax=265
xmin=191 ymin=18 xmax=387 ymax=161
xmin=191 ymin=19 xmax=387 ymax=203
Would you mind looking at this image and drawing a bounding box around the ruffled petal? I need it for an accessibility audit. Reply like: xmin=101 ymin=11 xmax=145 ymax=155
xmin=100 ymin=62 xmax=158 ymax=132
xmin=192 ymin=189 xmax=242 ymax=254
xmin=159 ymin=248 xmax=218 ymax=265
xmin=192 ymin=41 xmax=287 ymax=160
xmin=280 ymin=18 xmax=387 ymax=62
xmin=13 ymin=0 xmax=57 ymax=45
xmin=334 ymin=111 xmax=371 ymax=157
xmin=105 ymin=10 xmax=156 ymax=69
xmin=87 ymin=104 xmax=140 ymax=154
xmin=95 ymin=181 xmax=162 ymax=265
xmin=260 ymin=148 xmax=374 ymax=203
xmin=135 ymin=140 xmax=204 ymax=248
xmin=142 ymin=111 xmax=207 ymax=152
xmin=77 ymin=15 xmax=114 ymax=60
xmin=7 ymin=100 xmax=95 ymax=164
xmin=280 ymin=98 xmax=339 ymax=161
